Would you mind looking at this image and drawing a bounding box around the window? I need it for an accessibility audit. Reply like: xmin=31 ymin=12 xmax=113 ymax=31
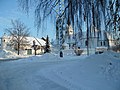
xmin=104 ymin=41 xmax=106 ymax=46
xmin=101 ymin=41 xmax=102 ymax=46
xmin=27 ymin=49 xmax=32 ymax=55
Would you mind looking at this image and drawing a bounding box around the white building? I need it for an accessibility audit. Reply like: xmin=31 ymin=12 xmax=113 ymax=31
xmin=53 ymin=23 xmax=120 ymax=55
xmin=106 ymin=31 xmax=120 ymax=52
xmin=0 ymin=34 xmax=46 ymax=55
xmin=55 ymin=24 xmax=120 ymax=55
xmin=75 ymin=29 xmax=109 ymax=54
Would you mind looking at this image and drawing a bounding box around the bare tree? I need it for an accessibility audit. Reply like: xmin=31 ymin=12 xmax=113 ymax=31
xmin=5 ymin=19 xmax=30 ymax=55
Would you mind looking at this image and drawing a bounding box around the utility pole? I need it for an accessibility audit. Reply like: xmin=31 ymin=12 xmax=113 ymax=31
xmin=58 ymin=0 xmax=64 ymax=57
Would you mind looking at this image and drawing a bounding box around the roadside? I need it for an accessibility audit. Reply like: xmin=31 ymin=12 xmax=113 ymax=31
xmin=0 ymin=57 xmax=28 ymax=63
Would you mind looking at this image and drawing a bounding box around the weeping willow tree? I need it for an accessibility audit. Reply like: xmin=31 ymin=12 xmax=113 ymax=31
xmin=18 ymin=0 xmax=106 ymax=31
xmin=106 ymin=0 xmax=120 ymax=46
xmin=18 ymin=0 xmax=119 ymax=54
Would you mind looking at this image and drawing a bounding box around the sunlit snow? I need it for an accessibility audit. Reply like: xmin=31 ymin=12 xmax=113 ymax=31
xmin=0 ymin=51 xmax=120 ymax=90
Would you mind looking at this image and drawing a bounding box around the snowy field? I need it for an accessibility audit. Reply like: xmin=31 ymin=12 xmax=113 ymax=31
xmin=0 ymin=51 xmax=120 ymax=90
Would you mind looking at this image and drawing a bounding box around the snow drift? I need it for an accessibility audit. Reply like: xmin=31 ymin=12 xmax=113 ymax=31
xmin=0 ymin=49 xmax=18 ymax=59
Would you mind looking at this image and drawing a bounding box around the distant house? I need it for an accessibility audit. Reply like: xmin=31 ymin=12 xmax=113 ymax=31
xmin=74 ymin=29 xmax=119 ymax=54
xmin=0 ymin=34 xmax=46 ymax=55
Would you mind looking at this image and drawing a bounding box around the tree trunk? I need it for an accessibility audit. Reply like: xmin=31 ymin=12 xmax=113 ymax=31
xmin=86 ymin=13 xmax=89 ymax=56
xmin=35 ymin=49 xmax=36 ymax=55
xmin=18 ymin=42 xmax=20 ymax=55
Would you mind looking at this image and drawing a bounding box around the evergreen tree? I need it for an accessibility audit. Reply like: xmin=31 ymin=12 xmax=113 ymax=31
xmin=45 ymin=35 xmax=50 ymax=53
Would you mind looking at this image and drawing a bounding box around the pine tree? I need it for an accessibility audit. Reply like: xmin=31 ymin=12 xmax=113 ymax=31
xmin=45 ymin=35 xmax=50 ymax=53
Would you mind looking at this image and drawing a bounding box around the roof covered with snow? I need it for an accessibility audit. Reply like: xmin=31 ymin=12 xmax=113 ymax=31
xmin=1 ymin=34 xmax=46 ymax=46
xmin=26 ymin=37 xmax=46 ymax=46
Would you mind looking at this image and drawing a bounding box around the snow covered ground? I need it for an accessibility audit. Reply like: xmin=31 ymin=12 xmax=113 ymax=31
xmin=0 ymin=49 xmax=28 ymax=60
xmin=0 ymin=49 xmax=19 ymax=59
xmin=0 ymin=51 xmax=120 ymax=90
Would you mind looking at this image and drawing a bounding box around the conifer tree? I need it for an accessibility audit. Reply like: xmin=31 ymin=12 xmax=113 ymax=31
xmin=45 ymin=35 xmax=50 ymax=53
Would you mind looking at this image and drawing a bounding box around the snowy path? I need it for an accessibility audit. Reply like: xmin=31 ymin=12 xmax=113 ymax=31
xmin=0 ymin=54 xmax=83 ymax=90
xmin=0 ymin=52 xmax=120 ymax=90
xmin=0 ymin=60 xmax=69 ymax=90
xmin=0 ymin=65 xmax=68 ymax=90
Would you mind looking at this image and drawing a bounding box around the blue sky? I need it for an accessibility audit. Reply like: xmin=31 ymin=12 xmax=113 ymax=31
xmin=0 ymin=0 xmax=56 ymax=40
